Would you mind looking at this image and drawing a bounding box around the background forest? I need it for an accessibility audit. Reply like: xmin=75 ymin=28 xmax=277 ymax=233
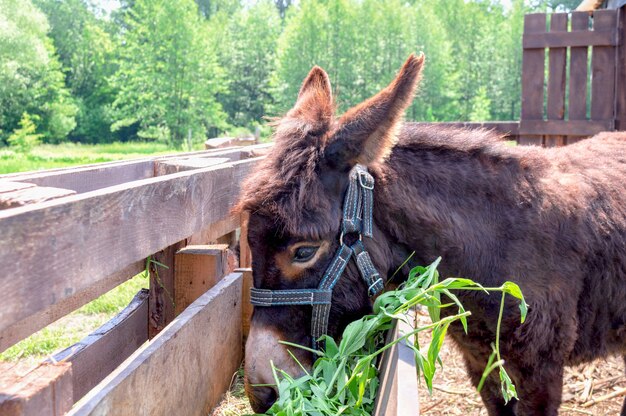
xmin=1 ymin=0 xmax=581 ymax=150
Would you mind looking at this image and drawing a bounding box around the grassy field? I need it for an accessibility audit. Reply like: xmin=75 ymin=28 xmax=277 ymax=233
xmin=0 ymin=274 xmax=148 ymax=363
xmin=0 ymin=141 xmax=199 ymax=174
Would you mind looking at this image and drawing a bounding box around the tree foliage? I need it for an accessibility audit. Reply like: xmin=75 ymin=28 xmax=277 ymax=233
xmin=0 ymin=0 xmax=583 ymax=147
xmin=0 ymin=0 xmax=77 ymax=144
xmin=111 ymin=0 xmax=226 ymax=147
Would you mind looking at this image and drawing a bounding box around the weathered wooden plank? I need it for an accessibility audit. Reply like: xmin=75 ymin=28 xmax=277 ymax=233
xmin=239 ymin=212 xmax=253 ymax=340
xmin=70 ymin=273 xmax=243 ymax=416
xmin=237 ymin=268 xmax=253 ymax=340
xmin=187 ymin=214 xmax=241 ymax=245
xmin=372 ymin=318 xmax=420 ymax=416
xmin=0 ymin=182 xmax=35 ymax=194
xmin=50 ymin=290 xmax=148 ymax=403
xmin=205 ymin=137 xmax=256 ymax=149
xmin=0 ymin=158 xmax=260 ymax=336
xmin=239 ymin=212 xmax=252 ymax=268
xmin=547 ymin=14 xmax=568 ymax=121
xmin=0 ymin=186 xmax=76 ymax=209
xmin=569 ymin=12 xmax=590 ymax=121
xmin=395 ymin=318 xmax=420 ymax=415
xmin=545 ymin=14 xmax=568 ymax=147
xmin=372 ymin=322 xmax=399 ymax=416
xmin=520 ymin=119 xmax=613 ymax=136
xmin=154 ymin=157 xmax=231 ymax=176
xmin=591 ymin=10 xmax=618 ymax=122
xmin=0 ymin=362 xmax=73 ymax=416
xmin=523 ymin=29 xmax=617 ymax=48
xmin=614 ymin=4 xmax=626 ymax=130
xmin=520 ymin=13 xmax=547 ymax=146
xmin=0 ymin=261 xmax=143 ymax=353
xmin=174 ymin=245 xmax=228 ymax=315
xmin=0 ymin=145 xmax=269 ymax=193
xmin=0 ymin=160 xmax=155 ymax=194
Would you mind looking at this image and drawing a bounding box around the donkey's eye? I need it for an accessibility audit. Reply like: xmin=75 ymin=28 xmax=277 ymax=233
xmin=293 ymin=246 xmax=319 ymax=263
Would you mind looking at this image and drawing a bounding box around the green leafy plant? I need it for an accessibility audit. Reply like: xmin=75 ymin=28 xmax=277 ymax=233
xmin=260 ymin=258 xmax=527 ymax=416
xmin=7 ymin=113 xmax=42 ymax=154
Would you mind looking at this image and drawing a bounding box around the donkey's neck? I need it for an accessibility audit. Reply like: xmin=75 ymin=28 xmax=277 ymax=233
xmin=372 ymin=124 xmax=543 ymax=281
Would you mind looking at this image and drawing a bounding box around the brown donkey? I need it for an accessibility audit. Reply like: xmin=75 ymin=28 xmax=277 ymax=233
xmin=237 ymin=55 xmax=626 ymax=415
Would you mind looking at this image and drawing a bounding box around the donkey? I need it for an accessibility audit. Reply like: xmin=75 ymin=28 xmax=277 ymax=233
xmin=237 ymin=54 xmax=626 ymax=415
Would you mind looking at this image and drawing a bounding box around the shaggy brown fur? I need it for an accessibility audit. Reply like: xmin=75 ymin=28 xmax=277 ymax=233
xmin=239 ymin=55 xmax=626 ymax=415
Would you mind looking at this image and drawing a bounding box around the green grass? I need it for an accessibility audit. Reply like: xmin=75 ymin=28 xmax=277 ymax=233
xmin=0 ymin=141 xmax=204 ymax=174
xmin=0 ymin=273 xmax=149 ymax=362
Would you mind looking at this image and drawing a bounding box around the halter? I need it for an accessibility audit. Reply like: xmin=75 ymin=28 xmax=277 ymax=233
xmin=249 ymin=164 xmax=384 ymax=349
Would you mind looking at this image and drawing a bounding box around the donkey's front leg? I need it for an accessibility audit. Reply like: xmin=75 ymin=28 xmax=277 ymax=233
xmin=514 ymin=363 xmax=564 ymax=416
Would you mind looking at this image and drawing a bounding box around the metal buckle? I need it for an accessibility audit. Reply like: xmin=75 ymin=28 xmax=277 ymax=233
xmin=339 ymin=231 xmax=362 ymax=246
xmin=358 ymin=170 xmax=374 ymax=190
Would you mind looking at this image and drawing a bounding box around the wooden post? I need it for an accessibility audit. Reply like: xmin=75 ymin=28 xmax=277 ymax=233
xmin=174 ymin=244 xmax=229 ymax=315
xmin=0 ymin=362 xmax=73 ymax=416
xmin=239 ymin=212 xmax=253 ymax=340
xmin=567 ymin=12 xmax=591 ymax=145
xmin=520 ymin=14 xmax=547 ymax=146
xmin=545 ymin=13 xmax=568 ymax=147
xmin=148 ymin=241 xmax=185 ymax=338
xmin=590 ymin=10 xmax=618 ymax=128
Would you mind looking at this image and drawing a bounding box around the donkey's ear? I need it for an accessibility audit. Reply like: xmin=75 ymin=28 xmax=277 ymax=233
xmin=287 ymin=66 xmax=334 ymax=126
xmin=325 ymin=54 xmax=424 ymax=169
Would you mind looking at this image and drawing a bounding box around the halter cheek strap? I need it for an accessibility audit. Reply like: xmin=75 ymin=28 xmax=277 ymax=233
xmin=249 ymin=164 xmax=384 ymax=349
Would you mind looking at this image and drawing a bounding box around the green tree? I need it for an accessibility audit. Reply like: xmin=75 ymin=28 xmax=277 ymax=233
xmin=7 ymin=113 xmax=42 ymax=153
xmin=216 ymin=1 xmax=282 ymax=129
xmin=111 ymin=0 xmax=226 ymax=147
xmin=273 ymin=0 xmax=360 ymax=114
xmin=34 ymin=0 xmax=118 ymax=143
xmin=0 ymin=0 xmax=77 ymax=144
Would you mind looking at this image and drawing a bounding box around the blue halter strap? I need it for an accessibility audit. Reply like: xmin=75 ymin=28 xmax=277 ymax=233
xmin=249 ymin=164 xmax=384 ymax=349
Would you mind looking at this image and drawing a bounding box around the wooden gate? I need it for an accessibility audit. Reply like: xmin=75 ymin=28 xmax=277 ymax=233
xmin=519 ymin=9 xmax=624 ymax=146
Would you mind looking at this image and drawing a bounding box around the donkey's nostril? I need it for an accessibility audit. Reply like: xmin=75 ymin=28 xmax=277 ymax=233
xmin=249 ymin=385 xmax=278 ymax=413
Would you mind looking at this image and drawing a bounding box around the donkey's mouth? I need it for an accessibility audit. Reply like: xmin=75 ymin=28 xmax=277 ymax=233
xmin=245 ymin=380 xmax=278 ymax=413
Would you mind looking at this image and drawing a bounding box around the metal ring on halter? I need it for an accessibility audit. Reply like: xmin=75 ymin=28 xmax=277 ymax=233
xmin=358 ymin=170 xmax=375 ymax=190
xmin=339 ymin=231 xmax=362 ymax=246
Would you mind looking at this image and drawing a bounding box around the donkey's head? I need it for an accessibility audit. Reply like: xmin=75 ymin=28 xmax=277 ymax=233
xmin=238 ymin=54 xmax=424 ymax=412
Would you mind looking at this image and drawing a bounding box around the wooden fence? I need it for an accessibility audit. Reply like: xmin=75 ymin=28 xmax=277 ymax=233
xmin=0 ymin=145 xmax=268 ymax=415
xmin=519 ymin=9 xmax=624 ymax=146
xmin=416 ymin=6 xmax=626 ymax=146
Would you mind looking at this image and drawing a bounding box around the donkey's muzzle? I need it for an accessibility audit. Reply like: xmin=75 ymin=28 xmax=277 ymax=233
xmin=244 ymin=317 xmax=311 ymax=412
xmin=247 ymin=384 xmax=277 ymax=413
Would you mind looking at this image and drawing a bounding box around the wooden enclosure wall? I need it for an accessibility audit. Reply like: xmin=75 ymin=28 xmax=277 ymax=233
xmin=519 ymin=9 xmax=621 ymax=146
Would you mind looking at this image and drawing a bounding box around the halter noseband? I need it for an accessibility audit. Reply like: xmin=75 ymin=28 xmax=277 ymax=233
xmin=249 ymin=164 xmax=384 ymax=349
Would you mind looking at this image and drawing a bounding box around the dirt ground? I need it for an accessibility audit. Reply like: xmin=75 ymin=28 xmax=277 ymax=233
xmin=414 ymin=309 xmax=626 ymax=416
